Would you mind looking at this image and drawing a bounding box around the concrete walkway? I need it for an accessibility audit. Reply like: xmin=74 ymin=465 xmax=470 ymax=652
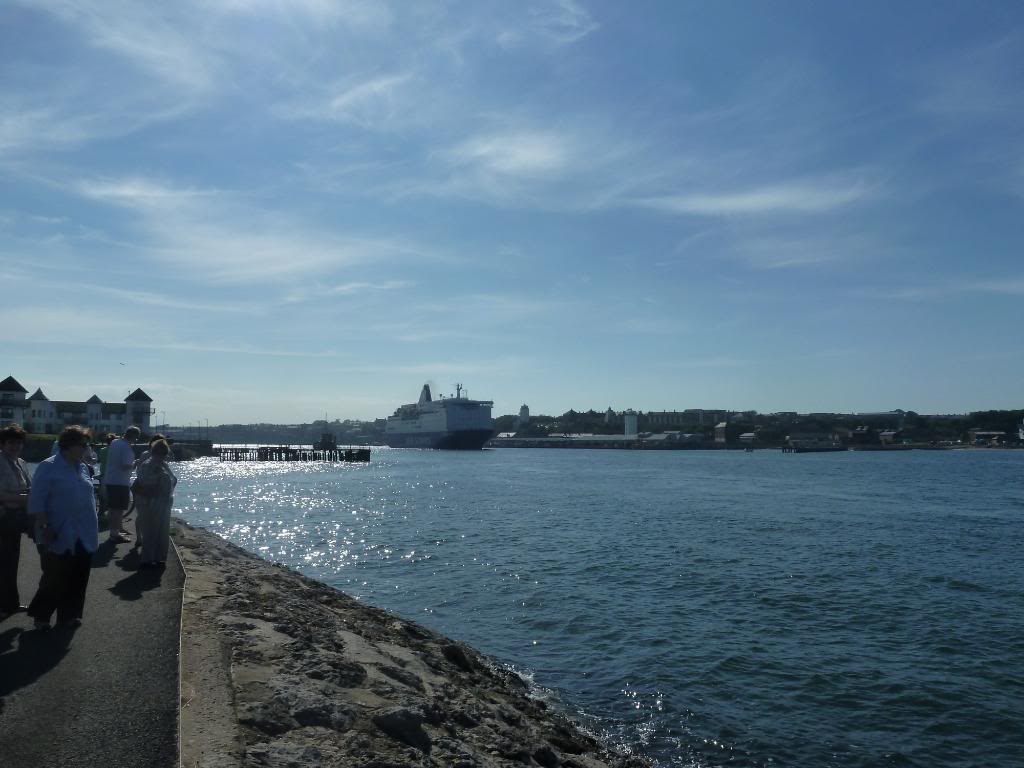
xmin=0 ymin=533 xmax=183 ymax=768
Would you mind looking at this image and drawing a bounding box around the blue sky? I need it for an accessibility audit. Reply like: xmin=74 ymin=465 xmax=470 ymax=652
xmin=2 ymin=1 xmax=1023 ymax=423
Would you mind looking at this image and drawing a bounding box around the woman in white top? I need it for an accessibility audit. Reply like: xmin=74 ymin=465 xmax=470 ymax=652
xmin=0 ymin=423 xmax=32 ymax=618
xmin=134 ymin=439 xmax=177 ymax=568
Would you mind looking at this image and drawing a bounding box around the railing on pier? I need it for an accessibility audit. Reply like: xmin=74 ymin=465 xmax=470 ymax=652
xmin=218 ymin=445 xmax=371 ymax=462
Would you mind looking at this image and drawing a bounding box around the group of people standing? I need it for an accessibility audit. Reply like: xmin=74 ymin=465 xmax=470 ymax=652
xmin=0 ymin=423 xmax=177 ymax=629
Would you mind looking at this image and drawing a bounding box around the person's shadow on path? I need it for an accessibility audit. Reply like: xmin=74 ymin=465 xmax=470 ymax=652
xmin=91 ymin=539 xmax=118 ymax=568
xmin=109 ymin=551 xmax=164 ymax=602
xmin=0 ymin=625 xmax=76 ymax=699
xmin=115 ymin=547 xmax=141 ymax=571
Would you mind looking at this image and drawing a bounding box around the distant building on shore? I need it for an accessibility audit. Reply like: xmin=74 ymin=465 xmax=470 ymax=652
xmin=0 ymin=375 xmax=153 ymax=435
xmin=604 ymin=408 xmax=732 ymax=430
xmin=515 ymin=404 xmax=530 ymax=430
xmin=968 ymin=428 xmax=1006 ymax=446
xmin=644 ymin=409 xmax=730 ymax=428
xmin=624 ymin=409 xmax=638 ymax=438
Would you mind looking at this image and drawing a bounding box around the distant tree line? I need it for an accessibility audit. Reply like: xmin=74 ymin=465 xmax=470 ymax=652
xmin=175 ymin=408 xmax=1023 ymax=448
xmin=195 ymin=419 xmax=385 ymax=446
xmin=495 ymin=408 xmax=1024 ymax=447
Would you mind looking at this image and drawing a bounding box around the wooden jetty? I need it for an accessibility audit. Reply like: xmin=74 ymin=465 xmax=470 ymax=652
xmin=218 ymin=445 xmax=371 ymax=462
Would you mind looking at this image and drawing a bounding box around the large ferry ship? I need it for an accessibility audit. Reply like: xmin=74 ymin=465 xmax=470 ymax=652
xmin=383 ymin=384 xmax=494 ymax=450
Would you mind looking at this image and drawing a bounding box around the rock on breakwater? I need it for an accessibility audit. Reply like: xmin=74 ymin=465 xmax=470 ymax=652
xmin=172 ymin=519 xmax=649 ymax=768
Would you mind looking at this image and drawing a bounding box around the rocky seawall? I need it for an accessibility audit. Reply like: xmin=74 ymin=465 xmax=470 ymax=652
xmin=172 ymin=519 xmax=650 ymax=768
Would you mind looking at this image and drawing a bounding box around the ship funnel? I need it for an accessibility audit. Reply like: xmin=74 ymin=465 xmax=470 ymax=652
xmin=418 ymin=383 xmax=432 ymax=404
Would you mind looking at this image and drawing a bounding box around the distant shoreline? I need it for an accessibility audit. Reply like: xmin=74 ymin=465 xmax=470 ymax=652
xmin=486 ymin=439 xmax=1023 ymax=451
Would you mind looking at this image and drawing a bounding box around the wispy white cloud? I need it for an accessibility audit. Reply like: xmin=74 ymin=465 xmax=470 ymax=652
xmin=5 ymin=267 xmax=258 ymax=313
xmin=25 ymin=0 xmax=219 ymax=95
xmin=142 ymin=341 xmax=349 ymax=358
xmin=388 ymin=328 xmax=484 ymax=344
xmin=326 ymin=73 xmax=413 ymax=125
xmin=635 ymin=176 xmax=874 ymax=216
xmin=3 ymin=0 xmax=401 ymax=159
xmin=446 ymin=131 xmax=573 ymax=178
xmin=276 ymin=72 xmax=414 ymax=128
xmin=331 ymin=280 xmax=407 ymax=296
xmin=328 ymin=280 xmax=412 ymax=296
xmin=73 ymin=176 xmax=434 ymax=282
xmin=0 ymin=106 xmax=91 ymax=156
xmin=862 ymin=277 xmax=1024 ymax=300
xmin=26 ymin=0 xmax=392 ymax=97
xmin=0 ymin=98 xmax=186 ymax=159
xmin=731 ymin=232 xmax=886 ymax=270
xmin=283 ymin=280 xmax=413 ymax=303
xmin=0 ymin=305 xmax=351 ymax=358
xmin=415 ymin=293 xmax=564 ymax=321
xmin=537 ymin=0 xmax=599 ymax=44
xmin=380 ymin=124 xmax=634 ymax=208
xmin=211 ymin=0 xmax=392 ymax=28
xmin=96 ymin=288 xmax=259 ymax=314
xmin=497 ymin=0 xmax=599 ymax=47
xmin=76 ymin=178 xmax=216 ymax=210
xmin=1 ymin=2 xmax=213 ymax=158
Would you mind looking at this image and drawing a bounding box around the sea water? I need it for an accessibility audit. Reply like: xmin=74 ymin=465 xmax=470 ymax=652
xmin=173 ymin=448 xmax=1024 ymax=767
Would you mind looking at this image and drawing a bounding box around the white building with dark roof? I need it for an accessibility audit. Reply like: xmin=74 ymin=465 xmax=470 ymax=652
xmin=0 ymin=375 xmax=154 ymax=435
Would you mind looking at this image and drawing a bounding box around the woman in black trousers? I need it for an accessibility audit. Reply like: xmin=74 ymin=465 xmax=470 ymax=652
xmin=27 ymin=425 xmax=99 ymax=629
xmin=0 ymin=423 xmax=31 ymax=619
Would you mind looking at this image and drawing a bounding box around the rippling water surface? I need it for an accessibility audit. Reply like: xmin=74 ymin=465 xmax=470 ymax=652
xmin=173 ymin=448 xmax=1024 ymax=767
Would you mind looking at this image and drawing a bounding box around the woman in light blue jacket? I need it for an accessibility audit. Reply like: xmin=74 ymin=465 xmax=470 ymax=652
xmin=27 ymin=425 xmax=98 ymax=629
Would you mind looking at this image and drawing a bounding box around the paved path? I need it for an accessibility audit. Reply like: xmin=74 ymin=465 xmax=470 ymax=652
xmin=0 ymin=532 xmax=183 ymax=768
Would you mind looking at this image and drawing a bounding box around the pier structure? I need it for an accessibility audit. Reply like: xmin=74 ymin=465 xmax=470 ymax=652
xmin=218 ymin=445 xmax=371 ymax=462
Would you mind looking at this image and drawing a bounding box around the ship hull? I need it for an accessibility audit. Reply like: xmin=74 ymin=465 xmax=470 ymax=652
xmin=382 ymin=429 xmax=493 ymax=450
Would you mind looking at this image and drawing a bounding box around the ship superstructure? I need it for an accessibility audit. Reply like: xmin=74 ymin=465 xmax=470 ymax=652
xmin=384 ymin=384 xmax=494 ymax=449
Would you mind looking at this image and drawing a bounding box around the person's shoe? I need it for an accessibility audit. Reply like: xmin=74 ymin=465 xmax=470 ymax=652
xmin=33 ymin=619 xmax=51 ymax=631
xmin=109 ymin=533 xmax=130 ymax=543
xmin=57 ymin=618 xmax=82 ymax=628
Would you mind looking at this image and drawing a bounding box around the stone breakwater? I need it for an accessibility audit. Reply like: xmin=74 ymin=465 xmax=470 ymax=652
xmin=172 ymin=519 xmax=650 ymax=768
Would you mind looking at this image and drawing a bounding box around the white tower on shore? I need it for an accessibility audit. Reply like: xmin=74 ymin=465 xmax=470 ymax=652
xmin=516 ymin=404 xmax=530 ymax=429
xmin=624 ymin=409 xmax=638 ymax=438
